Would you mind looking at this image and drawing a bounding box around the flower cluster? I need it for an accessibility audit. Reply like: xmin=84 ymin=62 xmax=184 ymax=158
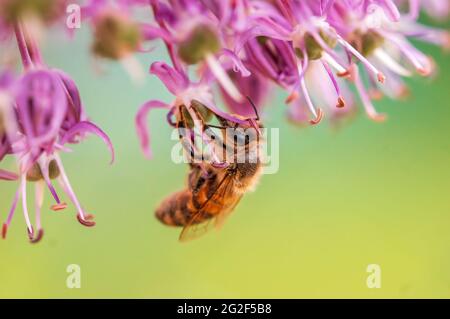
xmin=134 ymin=0 xmax=448 ymax=157
xmin=0 ymin=1 xmax=113 ymax=243
xmin=0 ymin=0 xmax=448 ymax=242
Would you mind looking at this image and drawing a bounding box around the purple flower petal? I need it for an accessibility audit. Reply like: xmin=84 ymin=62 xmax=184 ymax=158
xmin=61 ymin=121 xmax=115 ymax=164
xmin=0 ymin=169 xmax=18 ymax=181
xmin=15 ymin=69 xmax=68 ymax=154
xmin=149 ymin=62 xmax=189 ymax=95
xmin=220 ymin=49 xmax=251 ymax=77
xmin=135 ymin=100 xmax=169 ymax=159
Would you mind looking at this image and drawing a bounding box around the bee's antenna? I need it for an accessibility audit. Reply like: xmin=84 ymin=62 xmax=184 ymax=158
xmin=246 ymin=96 xmax=259 ymax=121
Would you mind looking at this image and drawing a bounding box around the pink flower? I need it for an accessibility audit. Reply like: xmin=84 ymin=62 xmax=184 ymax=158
xmin=0 ymin=19 xmax=114 ymax=243
xmin=136 ymin=61 xmax=255 ymax=165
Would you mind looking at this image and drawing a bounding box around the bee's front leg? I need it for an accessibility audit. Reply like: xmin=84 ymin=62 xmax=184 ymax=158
xmin=187 ymin=165 xmax=210 ymax=195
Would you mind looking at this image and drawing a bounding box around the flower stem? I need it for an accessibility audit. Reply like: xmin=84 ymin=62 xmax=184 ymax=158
xmin=14 ymin=22 xmax=33 ymax=69
xmin=13 ymin=21 xmax=43 ymax=69
xmin=150 ymin=2 xmax=184 ymax=72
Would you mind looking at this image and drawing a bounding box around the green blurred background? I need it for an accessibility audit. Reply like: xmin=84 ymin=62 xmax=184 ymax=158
xmin=0 ymin=21 xmax=449 ymax=298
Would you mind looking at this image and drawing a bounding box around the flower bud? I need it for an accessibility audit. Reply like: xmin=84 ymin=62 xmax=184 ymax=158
xmin=359 ymin=30 xmax=385 ymax=56
xmin=0 ymin=0 xmax=66 ymax=25
xmin=26 ymin=163 xmax=43 ymax=182
xmin=48 ymin=159 xmax=60 ymax=179
xmin=178 ymin=25 xmax=220 ymax=65
xmin=92 ymin=12 xmax=142 ymax=60
xmin=26 ymin=159 xmax=60 ymax=182
xmin=295 ymin=31 xmax=337 ymax=60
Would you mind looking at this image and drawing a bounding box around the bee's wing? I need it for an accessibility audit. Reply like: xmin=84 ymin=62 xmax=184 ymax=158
xmin=214 ymin=195 xmax=243 ymax=231
xmin=178 ymin=211 xmax=216 ymax=242
xmin=179 ymin=173 xmax=241 ymax=242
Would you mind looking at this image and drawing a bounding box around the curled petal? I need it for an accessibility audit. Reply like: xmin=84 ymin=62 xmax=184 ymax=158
xmin=61 ymin=121 xmax=115 ymax=164
xmin=0 ymin=169 xmax=18 ymax=181
xmin=220 ymin=49 xmax=251 ymax=77
xmin=220 ymin=69 xmax=269 ymax=117
xmin=252 ymin=17 xmax=292 ymax=40
xmin=54 ymin=70 xmax=85 ymax=128
xmin=197 ymin=98 xmax=249 ymax=125
xmin=135 ymin=100 xmax=169 ymax=159
xmin=140 ymin=23 xmax=172 ymax=41
xmin=150 ymin=62 xmax=189 ymax=95
xmin=377 ymin=0 xmax=401 ymax=22
xmin=166 ymin=106 xmax=178 ymax=127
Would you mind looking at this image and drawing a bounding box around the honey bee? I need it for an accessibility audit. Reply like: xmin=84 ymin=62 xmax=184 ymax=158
xmin=155 ymin=98 xmax=263 ymax=241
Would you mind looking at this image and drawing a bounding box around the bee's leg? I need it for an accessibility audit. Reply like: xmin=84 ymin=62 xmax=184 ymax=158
xmin=187 ymin=164 xmax=200 ymax=187
xmin=189 ymin=109 xmax=227 ymax=164
xmin=189 ymin=103 xmax=206 ymax=124
xmin=192 ymin=176 xmax=206 ymax=195
xmin=178 ymin=105 xmax=198 ymax=164
xmin=189 ymin=168 xmax=209 ymax=195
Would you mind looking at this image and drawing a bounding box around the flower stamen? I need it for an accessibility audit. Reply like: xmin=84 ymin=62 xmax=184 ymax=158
xmin=50 ymin=203 xmax=68 ymax=211
xmin=205 ymin=53 xmax=244 ymax=102
xmin=77 ymin=213 xmax=96 ymax=227
xmin=54 ymin=154 xmax=94 ymax=227
xmin=29 ymin=229 xmax=44 ymax=244
xmin=352 ymin=64 xmax=387 ymax=122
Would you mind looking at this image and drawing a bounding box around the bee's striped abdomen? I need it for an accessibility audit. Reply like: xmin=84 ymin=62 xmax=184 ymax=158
xmin=155 ymin=190 xmax=214 ymax=227
xmin=155 ymin=191 xmax=193 ymax=226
